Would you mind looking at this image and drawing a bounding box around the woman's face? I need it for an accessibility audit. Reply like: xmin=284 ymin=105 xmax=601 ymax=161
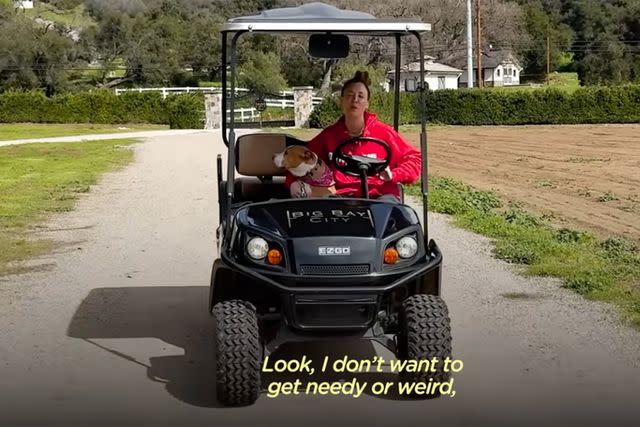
xmin=341 ymin=82 xmax=369 ymax=119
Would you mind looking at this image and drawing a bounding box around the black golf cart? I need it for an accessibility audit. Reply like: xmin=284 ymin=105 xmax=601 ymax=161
xmin=210 ymin=2 xmax=451 ymax=406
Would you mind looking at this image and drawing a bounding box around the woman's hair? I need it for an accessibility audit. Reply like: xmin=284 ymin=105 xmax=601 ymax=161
xmin=341 ymin=70 xmax=371 ymax=99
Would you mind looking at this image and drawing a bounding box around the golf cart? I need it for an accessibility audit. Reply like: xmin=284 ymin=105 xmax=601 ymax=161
xmin=210 ymin=2 xmax=451 ymax=405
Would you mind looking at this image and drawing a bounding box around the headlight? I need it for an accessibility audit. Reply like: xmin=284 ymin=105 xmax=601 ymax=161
xmin=396 ymin=236 xmax=418 ymax=259
xmin=246 ymin=237 xmax=269 ymax=260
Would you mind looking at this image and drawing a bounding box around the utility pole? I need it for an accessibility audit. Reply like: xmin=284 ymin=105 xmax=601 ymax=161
xmin=466 ymin=0 xmax=473 ymax=88
xmin=475 ymin=0 xmax=482 ymax=88
xmin=546 ymin=34 xmax=551 ymax=85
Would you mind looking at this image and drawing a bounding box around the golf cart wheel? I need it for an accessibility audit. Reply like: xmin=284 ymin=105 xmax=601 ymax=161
xmin=213 ymin=300 xmax=261 ymax=406
xmin=397 ymin=294 xmax=452 ymax=389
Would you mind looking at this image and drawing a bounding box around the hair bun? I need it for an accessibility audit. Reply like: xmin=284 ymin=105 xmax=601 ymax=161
xmin=353 ymin=70 xmax=371 ymax=86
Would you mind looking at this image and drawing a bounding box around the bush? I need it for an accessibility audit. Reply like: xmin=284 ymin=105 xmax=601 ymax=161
xmin=308 ymin=85 xmax=640 ymax=127
xmin=0 ymin=90 xmax=203 ymax=129
xmin=166 ymin=93 xmax=204 ymax=129
xmin=308 ymin=94 xmax=341 ymax=128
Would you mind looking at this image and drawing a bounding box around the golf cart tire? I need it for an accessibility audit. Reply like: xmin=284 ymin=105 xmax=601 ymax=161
xmin=213 ymin=300 xmax=261 ymax=406
xmin=397 ymin=294 xmax=452 ymax=391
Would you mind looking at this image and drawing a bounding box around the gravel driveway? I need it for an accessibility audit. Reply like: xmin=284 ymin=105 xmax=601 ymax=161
xmin=0 ymin=131 xmax=638 ymax=427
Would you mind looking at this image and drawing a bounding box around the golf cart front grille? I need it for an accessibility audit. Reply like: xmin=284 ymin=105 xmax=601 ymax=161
xmin=299 ymin=264 xmax=370 ymax=275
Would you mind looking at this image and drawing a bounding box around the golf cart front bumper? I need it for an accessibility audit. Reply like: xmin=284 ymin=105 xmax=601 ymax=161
xmin=210 ymin=240 xmax=442 ymax=331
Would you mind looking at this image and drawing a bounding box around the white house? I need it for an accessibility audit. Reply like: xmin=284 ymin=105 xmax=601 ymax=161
xmin=386 ymin=56 xmax=463 ymax=92
xmin=14 ymin=1 xmax=34 ymax=9
xmin=458 ymin=49 xmax=523 ymax=87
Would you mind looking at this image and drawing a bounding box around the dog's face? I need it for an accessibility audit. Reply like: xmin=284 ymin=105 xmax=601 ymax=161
xmin=273 ymin=145 xmax=318 ymax=177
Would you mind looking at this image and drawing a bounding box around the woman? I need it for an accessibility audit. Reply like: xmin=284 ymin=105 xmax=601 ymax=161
xmin=285 ymin=70 xmax=422 ymax=200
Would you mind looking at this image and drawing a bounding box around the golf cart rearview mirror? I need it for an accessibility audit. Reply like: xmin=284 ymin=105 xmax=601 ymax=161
xmin=309 ymin=34 xmax=349 ymax=58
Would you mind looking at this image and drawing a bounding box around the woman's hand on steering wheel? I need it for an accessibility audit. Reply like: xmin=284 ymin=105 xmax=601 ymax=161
xmin=378 ymin=166 xmax=393 ymax=182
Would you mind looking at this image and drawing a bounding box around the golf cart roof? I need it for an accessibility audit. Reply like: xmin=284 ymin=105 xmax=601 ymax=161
xmin=222 ymin=2 xmax=431 ymax=35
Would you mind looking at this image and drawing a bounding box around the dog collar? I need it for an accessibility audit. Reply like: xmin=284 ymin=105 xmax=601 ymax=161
xmin=305 ymin=158 xmax=335 ymax=187
xmin=305 ymin=158 xmax=324 ymax=177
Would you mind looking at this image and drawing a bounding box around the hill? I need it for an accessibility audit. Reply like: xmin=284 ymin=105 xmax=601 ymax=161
xmin=22 ymin=0 xmax=95 ymax=30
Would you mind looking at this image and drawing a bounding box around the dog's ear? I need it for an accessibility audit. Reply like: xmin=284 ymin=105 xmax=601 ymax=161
xmin=303 ymin=149 xmax=315 ymax=160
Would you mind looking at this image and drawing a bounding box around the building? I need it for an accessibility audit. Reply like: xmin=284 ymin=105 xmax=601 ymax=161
xmin=386 ymin=56 xmax=463 ymax=92
xmin=458 ymin=49 xmax=523 ymax=87
xmin=14 ymin=1 xmax=34 ymax=9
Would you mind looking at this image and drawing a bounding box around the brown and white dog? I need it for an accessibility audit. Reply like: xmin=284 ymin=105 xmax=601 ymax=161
xmin=272 ymin=145 xmax=336 ymax=198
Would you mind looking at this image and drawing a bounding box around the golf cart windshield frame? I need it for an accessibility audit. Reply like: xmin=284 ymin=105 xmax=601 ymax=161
xmin=219 ymin=17 xmax=432 ymax=242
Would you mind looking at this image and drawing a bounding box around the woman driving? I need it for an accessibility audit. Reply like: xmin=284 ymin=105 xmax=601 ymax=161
xmin=285 ymin=70 xmax=422 ymax=200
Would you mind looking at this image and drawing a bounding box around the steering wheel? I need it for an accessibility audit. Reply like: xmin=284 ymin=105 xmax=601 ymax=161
xmin=331 ymin=136 xmax=392 ymax=177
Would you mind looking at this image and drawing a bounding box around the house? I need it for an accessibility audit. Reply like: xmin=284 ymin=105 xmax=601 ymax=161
xmin=458 ymin=49 xmax=523 ymax=87
xmin=386 ymin=56 xmax=463 ymax=92
xmin=13 ymin=1 xmax=34 ymax=9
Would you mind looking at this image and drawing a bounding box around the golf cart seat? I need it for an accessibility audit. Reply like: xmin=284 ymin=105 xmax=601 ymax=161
xmin=233 ymin=133 xmax=299 ymax=202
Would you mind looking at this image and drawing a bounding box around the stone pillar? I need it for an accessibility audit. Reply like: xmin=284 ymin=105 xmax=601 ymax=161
xmin=293 ymin=86 xmax=314 ymax=128
xmin=204 ymin=91 xmax=222 ymax=129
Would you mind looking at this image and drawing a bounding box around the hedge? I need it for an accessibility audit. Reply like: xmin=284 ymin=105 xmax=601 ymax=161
xmin=309 ymin=85 xmax=640 ymax=128
xmin=0 ymin=90 xmax=205 ymax=129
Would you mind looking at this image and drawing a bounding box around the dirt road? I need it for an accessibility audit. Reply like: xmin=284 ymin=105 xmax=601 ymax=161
xmin=0 ymin=131 xmax=639 ymax=426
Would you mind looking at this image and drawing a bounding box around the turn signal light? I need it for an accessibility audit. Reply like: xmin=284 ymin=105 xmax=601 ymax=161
xmin=267 ymin=248 xmax=283 ymax=265
xmin=384 ymin=247 xmax=399 ymax=264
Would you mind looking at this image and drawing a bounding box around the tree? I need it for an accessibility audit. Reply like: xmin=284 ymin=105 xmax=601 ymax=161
xmin=182 ymin=14 xmax=223 ymax=80
xmin=518 ymin=1 xmax=574 ymax=79
xmin=562 ymin=0 xmax=638 ymax=85
xmin=279 ymin=0 xmax=528 ymax=86
xmin=279 ymin=37 xmax=324 ymax=87
xmin=333 ymin=59 xmax=389 ymax=93
xmin=0 ymin=7 xmax=79 ymax=94
xmin=238 ymin=50 xmax=287 ymax=93
xmin=81 ymin=11 xmax=137 ymax=87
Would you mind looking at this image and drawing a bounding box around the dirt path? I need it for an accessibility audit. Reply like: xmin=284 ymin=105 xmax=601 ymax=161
xmin=405 ymin=124 xmax=640 ymax=241
xmin=0 ymin=131 xmax=638 ymax=426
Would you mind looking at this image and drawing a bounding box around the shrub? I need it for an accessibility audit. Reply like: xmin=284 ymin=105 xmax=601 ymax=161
xmin=166 ymin=93 xmax=204 ymax=129
xmin=308 ymin=94 xmax=341 ymax=128
xmin=308 ymin=85 xmax=640 ymax=127
xmin=0 ymin=90 xmax=203 ymax=129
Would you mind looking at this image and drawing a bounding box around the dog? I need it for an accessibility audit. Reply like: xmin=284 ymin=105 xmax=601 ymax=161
xmin=272 ymin=145 xmax=336 ymax=198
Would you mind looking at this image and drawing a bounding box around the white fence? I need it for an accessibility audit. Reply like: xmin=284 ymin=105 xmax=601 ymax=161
xmin=114 ymin=86 xmax=323 ymax=111
xmin=230 ymin=108 xmax=260 ymax=122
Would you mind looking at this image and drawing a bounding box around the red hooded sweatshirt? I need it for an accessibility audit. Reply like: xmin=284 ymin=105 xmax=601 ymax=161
xmin=285 ymin=112 xmax=422 ymax=198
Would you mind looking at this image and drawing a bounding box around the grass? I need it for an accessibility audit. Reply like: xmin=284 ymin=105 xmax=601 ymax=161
xmin=598 ymin=191 xmax=619 ymax=202
xmin=546 ymin=72 xmax=581 ymax=92
xmin=486 ymin=72 xmax=581 ymax=93
xmin=0 ymin=123 xmax=169 ymax=141
xmin=23 ymin=2 xmax=95 ymax=29
xmin=406 ymin=177 xmax=640 ymax=329
xmin=259 ymin=107 xmax=294 ymax=121
xmin=0 ymin=139 xmax=138 ymax=275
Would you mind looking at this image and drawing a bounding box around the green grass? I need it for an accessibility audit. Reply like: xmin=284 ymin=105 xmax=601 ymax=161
xmin=24 ymin=2 xmax=94 ymax=29
xmin=485 ymin=72 xmax=581 ymax=93
xmin=0 ymin=139 xmax=138 ymax=275
xmin=0 ymin=123 xmax=169 ymax=141
xmin=406 ymin=177 xmax=640 ymax=329
xmin=259 ymin=107 xmax=294 ymax=121
xmin=546 ymin=72 xmax=581 ymax=92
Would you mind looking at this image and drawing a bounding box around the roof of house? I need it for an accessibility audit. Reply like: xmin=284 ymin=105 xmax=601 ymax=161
xmin=482 ymin=50 xmax=521 ymax=68
xmin=388 ymin=56 xmax=462 ymax=75
xmin=452 ymin=49 xmax=522 ymax=70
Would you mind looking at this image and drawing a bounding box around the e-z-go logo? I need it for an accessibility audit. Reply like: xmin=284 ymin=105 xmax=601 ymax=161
xmin=318 ymin=246 xmax=351 ymax=256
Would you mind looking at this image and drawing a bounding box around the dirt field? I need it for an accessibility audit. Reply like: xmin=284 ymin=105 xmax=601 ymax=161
xmin=404 ymin=124 xmax=640 ymax=241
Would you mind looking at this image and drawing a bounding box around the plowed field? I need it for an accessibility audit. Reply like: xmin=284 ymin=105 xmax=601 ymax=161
xmin=405 ymin=124 xmax=640 ymax=241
